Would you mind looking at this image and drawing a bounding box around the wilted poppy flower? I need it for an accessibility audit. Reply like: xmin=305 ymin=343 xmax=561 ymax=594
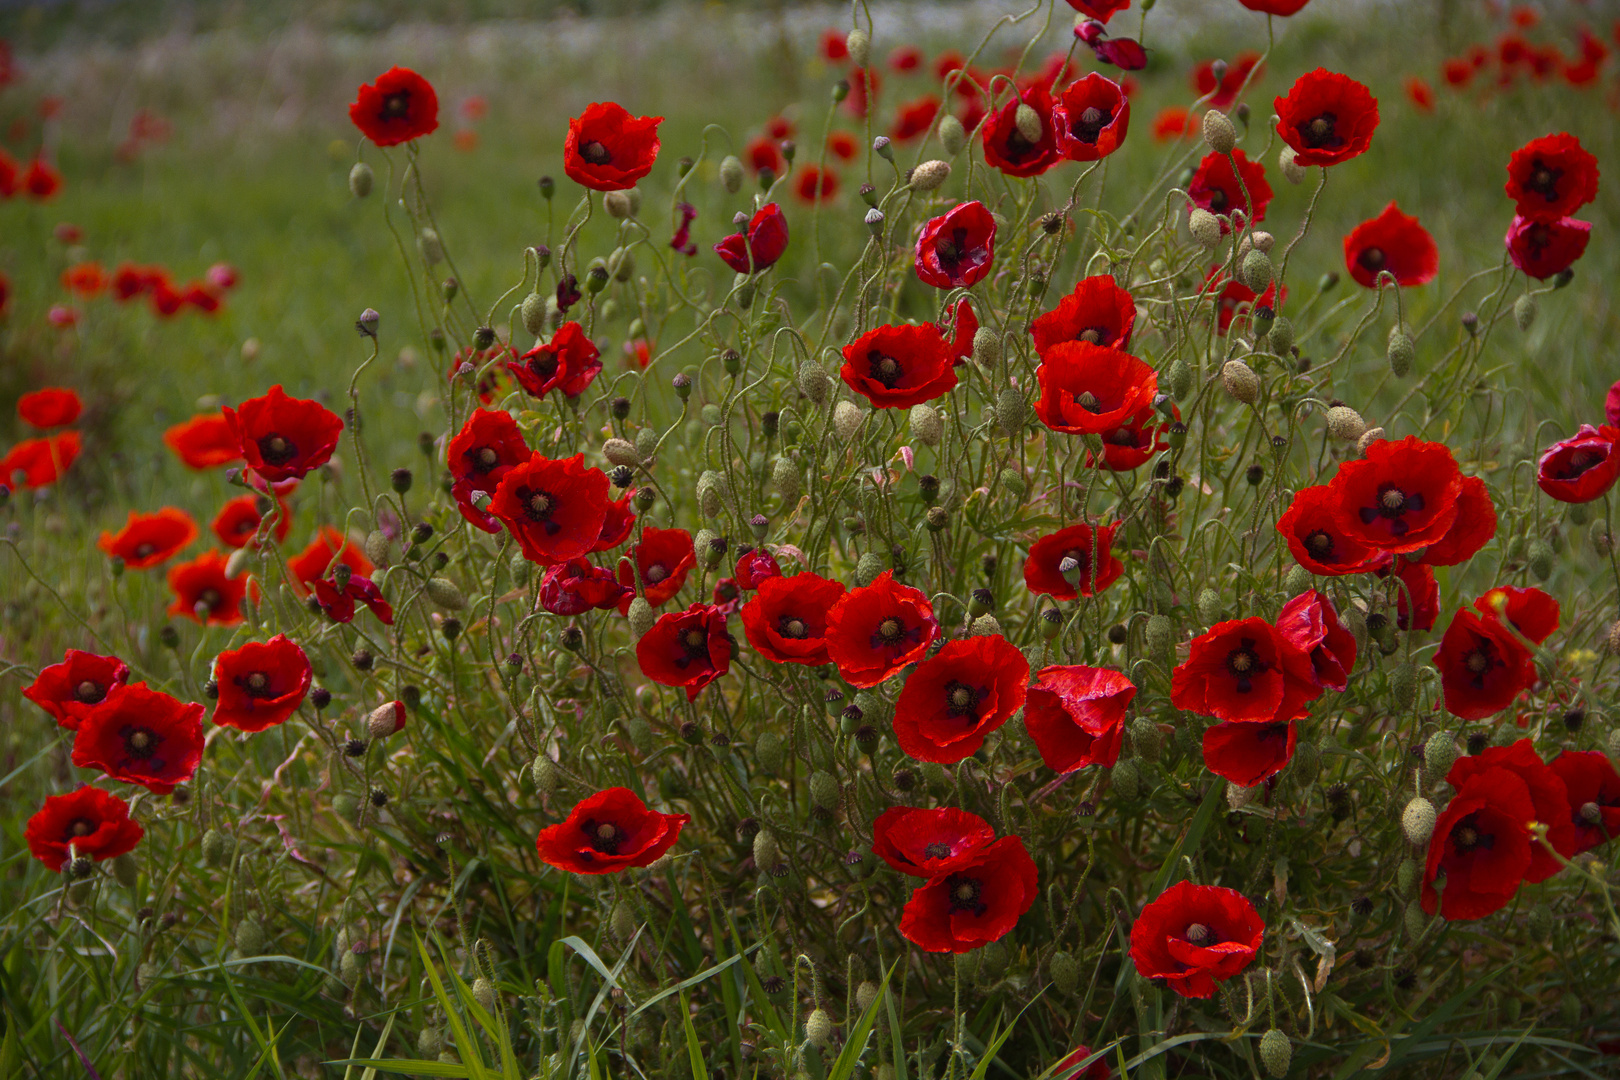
xmin=871 ymin=805 xmax=995 ymax=877
xmin=714 ymin=202 xmax=790 ymax=274
xmin=845 ymin=65 xmax=881 ymax=117
xmin=615 ymin=526 xmax=696 ymax=614
xmin=166 ymin=550 xmax=252 ymax=625
xmin=891 ymin=96 xmax=941 ymax=142
xmin=1053 ymin=73 xmax=1129 ymax=161
xmin=312 ymin=572 xmax=394 ymax=625
xmin=223 ymin=385 xmax=343 ymax=484
xmin=1032 ymin=275 xmax=1136 ymax=356
xmin=1024 ymin=664 xmax=1135 ymax=773
xmin=1505 ymin=214 xmax=1591 ymax=279
xmin=1276 ymin=590 xmax=1356 ymax=691
xmin=1074 ymin=20 xmax=1148 ymax=70
xmin=731 ymin=548 xmax=780 ymax=591
xmin=1023 ymin=521 xmax=1124 ymax=600
xmin=446 ymin=407 xmax=530 ymax=531
xmin=840 ymin=323 xmax=960 ymax=409
xmin=1551 ymin=750 xmax=1620 ymax=855
xmin=1276 ymin=485 xmax=1381 ymax=575
xmin=287 ymin=526 xmax=372 ymax=587
xmin=349 ymin=66 xmax=439 ymax=146
xmin=510 ymin=322 xmax=602 ymax=400
xmin=97 ymin=508 xmax=198 ymax=570
xmin=1273 ymin=68 xmax=1379 ymax=167
xmin=1188 ymin=149 xmax=1273 ymax=228
xmin=1 ymin=431 xmax=81 ymax=488
xmin=211 ymin=494 xmax=290 ymax=549
xmin=1448 ymin=740 xmax=1575 ymax=883
xmin=1053 ymin=1047 xmax=1112 ymax=1080
xmin=1536 ymin=424 xmax=1620 ymax=503
xmin=491 ymin=453 xmax=612 ymax=566
xmin=163 ymin=413 xmax=241 ymax=469
xmin=539 ymin=558 xmax=628 ymax=616
xmin=1420 ymin=767 xmax=1535 ymax=920
xmin=1034 ymin=342 xmax=1157 ymax=435
xmin=72 ymin=685 xmax=206 ymax=795
xmin=915 ymin=200 xmax=996 ymax=290
xmin=1473 ymin=585 xmax=1559 ymax=645
xmin=1415 ymin=476 xmax=1496 ymax=566
xmin=1129 ymin=881 xmax=1264 ymax=998
xmin=565 ymin=101 xmax=662 ymax=191
xmin=1343 ymin=202 xmax=1438 ymax=288
xmin=825 ymin=570 xmax=939 ymax=688
xmin=636 ymin=603 xmax=732 ymax=700
xmin=740 ymin=572 xmax=848 ymax=666
xmin=536 ymin=786 xmax=690 ymax=874
xmin=892 ymin=634 xmax=1028 ymax=764
xmin=1505 ymin=133 xmax=1599 ymax=222
xmin=23 ymin=649 xmax=131 ymax=730
xmin=18 ymin=387 xmax=82 ymax=428
xmin=982 ymin=83 xmax=1061 ymax=177
xmin=1171 ymin=618 xmax=1321 ymax=723
xmin=1390 ymin=560 xmax=1439 ymax=632
xmin=1331 ymin=436 xmax=1463 ymax=553
xmin=1203 ymin=720 xmax=1296 ymax=787
xmin=1192 ymin=52 xmax=1263 ymax=109
xmin=899 ymin=836 xmax=1038 ymax=953
xmin=212 ymin=634 xmax=311 ymax=733
xmin=793 ymin=165 xmax=838 ymax=202
xmin=25 ymin=787 xmax=144 ymax=871
xmin=22 ymin=157 xmax=61 ymax=200
xmin=1434 ymin=608 xmax=1536 ymax=721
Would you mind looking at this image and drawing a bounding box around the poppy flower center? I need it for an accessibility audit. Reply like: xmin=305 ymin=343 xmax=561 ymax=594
xmin=1360 ymin=484 xmax=1424 ymax=535
xmin=580 ymin=140 xmax=612 ymax=165
xmin=382 ymin=91 xmax=411 ymax=118
xmin=1305 ymin=530 xmax=1334 ymax=556
xmin=946 ymin=874 xmax=987 ymax=915
xmin=945 ymin=681 xmax=980 ymax=715
xmin=1076 ymin=391 xmax=1101 ymax=413
xmin=1463 ymin=646 xmax=1494 ymax=676
xmin=69 ymin=818 xmax=96 ymax=838
xmin=877 ymin=618 xmax=904 ymax=642
xmin=924 ymin=842 xmax=953 ymax=860
xmin=682 ymin=629 xmax=708 ymax=653
xmin=476 ymin=447 xmax=499 ymax=470
xmin=779 ymin=617 xmax=808 ymax=639
xmin=1303 ymin=113 xmax=1338 ymax=147
xmin=1207 ymin=188 xmax=1230 ymax=212
xmin=1225 ymin=642 xmax=1266 ymax=693
xmin=531 ymin=355 xmax=560 ymax=380
xmin=1183 ymin=922 xmax=1210 ymax=945
xmin=1454 ymin=825 xmax=1480 ymax=850
xmin=1561 ymin=447 xmax=1607 ymax=478
xmin=868 ymin=351 xmax=904 ymax=389
xmin=124 ymin=727 xmax=159 ymax=758
xmin=525 ymin=491 xmax=555 ymax=524
xmin=645 ymin=564 xmax=669 ymax=585
xmin=1074 ymin=106 xmax=1112 ymax=143
xmin=199 ymin=588 xmax=223 ymax=610
xmin=934 ymin=227 xmax=972 ymax=271
xmin=1580 ymin=801 xmax=1602 ymax=825
xmin=135 ymin=542 xmax=156 ymax=558
xmin=1527 ymin=162 xmax=1562 ymax=200
xmin=1078 ymin=328 xmax=1103 ymax=345
xmin=1357 ymin=247 xmax=1386 ymax=272
xmin=1105 ymin=425 xmax=1137 ymax=447
xmin=587 ymin=820 xmax=623 ymax=854
xmin=241 ymin=671 xmax=272 ymax=697
xmin=259 ymin=435 xmax=296 ymax=465
xmin=75 ymin=679 xmax=106 ymax=704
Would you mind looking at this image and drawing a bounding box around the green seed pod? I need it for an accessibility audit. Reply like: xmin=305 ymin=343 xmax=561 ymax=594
xmin=425 ymin=577 xmax=467 ymax=610
xmin=1513 ymin=293 xmax=1537 ymax=332
xmin=1241 ymin=249 xmax=1273 ymax=293
xmin=1201 ymin=108 xmax=1237 ymax=154
xmin=472 ymin=976 xmax=497 ymax=1014
xmin=1130 ymin=717 xmax=1163 ymax=762
xmin=809 ymin=771 xmax=839 ymax=811
xmin=771 ymin=456 xmax=801 ymax=504
xmin=855 ymin=552 xmax=885 ymax=587
xmin=995 ymin=388 xmax=1027 ymax=435
xmin=970 ymin=614 xmax=1002 ymax=637
xmin=752 ymin=829 xmax=779 ymax=870
xmin=112 ymin=852 xmax=139 ymax=888
xmin=363 ymin=529 xmax=391 ymax=568
xmin=417 ymin=1027 xmax=444 ymax=1058
xmin=333 ymin=793 xmax=360 ymax=823
xmin=626 ymin=718 xmax=652 ymax=753
xmin=235 ymin=916 xmax=267 ymax=957
xmin=1145 ymin=614 xmax=1173 ymax=659
xmin=1404 ymin=901 xmax=1429 ymax=941
xmin=855 ymin=980 xmax=880 ymax=1013
xmin=1396 ymin=857 xmax=1419 ymax=895
xmin=1292 ymin=738 xmax=1321 ymax=786
xmin=1268 ymin=317 xmax=1295 ymax=355
xmin=1196 ymin=588 xmax=1221 ymax=625
xmin=1188 ymin=208 xmax=1221 ymax=249
xmin=756 ymin=731 xmax=784 ymax=773
xmin=1259 ymin=1028 xmax=1292 ymax=1078
xmin=1527 ymin=538 xmax=1553 ymax=581
xmin=938 ymin=114 xmax=967 ymax=156
xmin=1402 ymin=797 xmax=1437 ymax=845
xmin=719 ymin=155 xmax=744 ymax=194
xmin=1326 ymin=405 xmax=1366 ymax=442
xmin=845 ymin=27 xmax=871 ymax=67
xmin=1527 ymin=903 xmax=1552 ymax=940
xmin=1390 ymin=663 xmax=1418 ymax=709
xmin=910 ymin=160 xmax=951 ymax=192
xmin=1167 ymin=358 xmax=1193 ymax=401
xmin=634 ymin=426 xmax=659 ymax=462
xmin=202 ymin=828 xmax=232 ymax=868
xmin=1111 ymin=759 xmax=1140 ymax=801
xmin=340 ymin=949 xmax=364 ymax=986
xmin=976 ymin=941 xmax=1008 ymax=982
xmin=1050 ymin=950 xmax=1079 ymax=994
xmin=1422 ymin=731 xmax=1457 ymax=785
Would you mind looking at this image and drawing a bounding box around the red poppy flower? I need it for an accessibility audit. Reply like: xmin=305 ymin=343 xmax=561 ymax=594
xmin=1172 ymin=618 xmax=1321 ymax=723
xmin=1237 ymin=0 xmax=1310 ymax=13
xmin=1054 ymin=1047 xmax=1112 ymax=1080
xmin=915 ymin=200 xmax=996 ymax=290
xmin=1024 ymin=664 xmax=1135 ymax=773
xmin=1551 ymin=751 xmax=1620 ymax=855
xmin=1391 ymin=560 xmax=1439 ymax=632
xmin=1207 ymin=269 xmax=1285 ymax=334
xmin=166 ymin=550 xmax=251 ymax=625
xmin=540 ymin=558 xmax=629 ymax=616
xmin=1434 ymin=608 xmax=1536 ymax=721
xmin=1033 ymin=342 xmax=1157 ymax=435
xmin=18 ymin=387 xmax=82 ymax=428
xmin=1 ymin=431 xmax=81 ymax=488
xmin=1448 ymin=740 xmax=1575 ymax=883
xmin=149 ymin=278 xmax=185 ymax=317
xmin=839 ymin=323 xmax=960 ymax=409
xmin=23 ymin=649 xmax=131 ymax=730
xmin=826 ymin=130 xmax=860 ymax=160
xmin=1052 ymin=73 xmax=1130 ymax=162
xmin=820 ymin=29 xmax=849 ymax=61
xmin=1066 ymin=0 xmax=1130 ymax=20
xmin=1414 ymin=475 xmax=1496 ymax=566
xmin=891 ymin=96 xmax=941 ymax=142
xmin=1192 ymin=52 xmax=1263 ymax=109
xmin=71 ymin=685 xmax=206 ymax=795
xmin=733 ymin=548 xmax=781 ymax=590
xmin=163 ymin=413 xmax=241 ymax=469
xmin=887 ymin=44 xmax=923 ymax=72
xmin=845 ymin=65 xmax=881 ymax=118
xmin=871 ymin=805 xmax=995 ymax=877
xmin=1273 ymin=69 xmax=1379 ymax=167
xmin=1331 ymin=436 xmax=1462 ymax=553
xmin=740 ymin=572 xmax=848 ymax=666
xmin=1152 ymin=106 xmax=1191 ymax=142
xmin=509 ymin=322 xmax=602 ymax=400
xmin=536 ymin=786 xmax=690 ymax=874
xmin=899 ymin=836 xmax=1038 ymax=954
xmin=564 ymin=101 xmax=662 ymax=192
xmin=1203 ymin=720 xmax=1296 ymax=787
xmin=1023 ymin=521 xmax=1124 ymax=601
xmin=1473 ymin=585 xmax=1559 ymax=645
xmin=745 ymin=136 xmax=784 ymax=176
xmin=211 ymin=494 xmax=290 ymax=550
xmin=1031 ymin=275 xmax=1136 ymax=356
xmin=311 ymin=573 xmax=394 ymax=625
xmin=892 ymin=635 xmax=1028 ymax=764
xmin=1276 ymin=485 xmax=1380 ymax=575
xmin=490 ymin=453 xmax=612 ymax=566
xmin=615 ymin=526 xmax=696 ymax=613
xmin=939 ymin=298 xmax=978 ymax=365
xmin=23 ymin=157 xmax=61 ymax=200
xmin=0 ymin=271 xmax=9 ymax=316
xmin=1537 ymin=424 xmax=1620 ymax=503
xmin=25 ymin=787 xmax=144 ymax=871
xmin=449 ymin=343 xmax=515 ymax=406
xmin=982 ymin=83 xmax=1061 ymax=177
xmin=1074 ymin=22 xmax=1148 ymax=71
xmin=208 ymin=263 xmax=239 ymax=291
xmin=211 ymin=634 xmax=312 ymax=733
xmin=181 ymin=281 xmax=221 ymax=314
xmin=1441 ymin=57 xmax=1474 ymax=87
xmin=1505 ymin=133 xmax=1599 ymax=222
xmin=1188 ymin=149 xmax=1273 ymax=228
xmin=1129 ymin=881 xmax=1264 ymax=999
xmin=1505 ymin=214 xmax=1590 ymax=280
xmin=635 ymin=603 xmax=732 ymax=700
xmin=1276 ymin=589 xmax=1356 ymax=691
xmin=287 ymin=526 xmax=373 ymax=587
xmin=1342 ymin=202 xmax=1438 ymax=288
xmin=0 ymin=151 xmax=14 ymax=198
xmin=223 ymin=385 xmax=343 ymax=484
xmin=442 ymin=407 xmax=525 ymax=529
xmin=793 ymin=165 xmax=838 ymax=203
xmin=1404 ymin=76 xmax=1435 ymax=112
xmin=714 ymin=202 xmax=790 ymax=274
xmin=349 ymin=66 xmax=439 ymax=147
xmin=96 ymin=508 xmax=198 ymax=571
xmin=1420 ymin=767 xmax=1535 ymax=920
xmin=1089 ymin=404 xmax=1175 ymax=472
xmin=593 ymin=490 xmax=636 ymax=552
xmin=825 ymin=570 xmax=939 ymax=688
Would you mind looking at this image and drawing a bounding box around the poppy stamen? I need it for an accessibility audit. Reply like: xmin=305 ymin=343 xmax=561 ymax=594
xmin=779 ymin=616 xmax=808 ymax=639
xmin=1562 ymin=448 xmax=1605 ymax=478
xmin=1304 ymin=113 xmax=1338 ymax=147
xmin=946 ymin=874 xmax=987 ymax=915
xmin=878 ymin=618 xmax=904 ymax=642
xmin=580 ymin=140 xmax=612 ymax=165
xmin=1580 ymin=801 xmax=1602 ymax=825
xmin=476 ymin=447 xmax=499 ymax=469
xmin=924 ymin=842 xmax=952 ymax=860
xmin=868 ymin=351 xmax=905 ymax=389
xmin=240 ymin=671 xmax=272 ymax=698
xmin=645 ymin=564 xmax=669 ymax=584
xmin=134 ymin=542 xmax=156 ymax=559
xmin=259 ymin=434 xmax=297 ymax=466
xmin=588 ymin=820 xmax=623 ymax=854
xmin=682 ymin=629 xmax=708 ymax=654
xmin=69 ymin=818 xmax=96 ymax=838
xmin=75 ymin=680 xmax=105 ymax=704
xmin=1305 ymin=531 xmax=1334 ymax=557
xmin=1183 ymin=922 xmax=1210 ymax=945
xmin=1207 ymin=188 xmax=1230 ymax=212
xmin=198 ymin=588 xmax=222 ymax=611
xmin=945 ymin=681 xmax=980 ymax=716
xmin=381 ymin=92 xmax=411 ymax=118
xmin=1072 ymin=105 xmax=1110 ymax=143
xmin=1076 ymin=391 xmax=1102 ymax=412
xmin=1357 ymin=247 xmax=1386 ymax=271
xmin=124 ymin=727 xmax=159 ymax=758
xmin=525 ymin=491 xmax=554 ymax=522
xmin=1527 ymin=162 xmax=1563 ymax=201
xmin=1078 ymin=328 xmax=1103 ymax=344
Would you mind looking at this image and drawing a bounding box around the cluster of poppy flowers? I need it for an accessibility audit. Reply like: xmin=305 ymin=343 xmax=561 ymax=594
xmin=2 ymin=385 xmax=83 ymax=491
xmin=1439 ymin=9 xmax=1616 ymax=93
xmin=0 ymin=146 xmax=61 ymax=200
xmin=59 ymin=259 xmax=237 ymax=318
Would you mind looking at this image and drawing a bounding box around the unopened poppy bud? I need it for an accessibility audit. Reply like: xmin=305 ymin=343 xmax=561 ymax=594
xmin=909 ymin=403 xmax=943 ymax=446
xmin=1513 ymin=294 xmax=1537 ymax=331
xmin=697 ymin=472 xmax=725 ymax=518
xmin=996 ymin=389 xmax=1027 ymax=434
xmin=1195 ymin=587 xmax=1222 ymax=625
xmin=159 ymin=624 xmax=181 ymax=649
xmin=1326 ymin=405 xmax=1366 ymax=442
xmin=1402 ymin=797 xmax=1437 ymax=845
xmin=1241 ymin=248 xmax=1273 ymax=293
xmin=1145 ymin=613 xmax=1173 ymax=657
xmin=355 ymin=308 xmax=380 ymax=338
xmin=349 ymin=161 xmax=373 ymax=197
xmin=367 ymin=701 xmax=406 ymax=740
xmin=806 ymin=1008 xmax=833 ymax=1049
xmin=417 ymin=229 xmax=444 ymax=265
xmin=970 ymin=614 xmax=1002 ymax=637
xmin=844 ymin=27 xmax=871 ymax=66
xmin=1188 ymin=208 xmax=1221 ymax=249
xmin=833 ymin=400 xmax=866 ymax=441
xmin=809 ymin=770 xmax=839 ymax=811
xmin=1422 ymin=732 xmax=1457 ymax=785
xmin=1201 ymin=109 xmax=1237 ymax=155
xmin=531 ymin=754 xmax=558 ymax=793
xmin=1390 ymin=662 xmax=1417 ymax=708
xmin=603 ymin=189 xmax=633 ymax=218
xmin=1259 ymin=1029 xmax=1291 ymax=1079
xmin=469 ymin=976 xmax=497 ymax=1014
xmin=771 ymin=456 xmax=800 ymax=504
xmin=926 ymin=506 xmax=949 ymax=532
xmin=752 ymin=827 xmax=779 ymax=871
xmin=536 ymin=174 xmax=556 ymax=200
xmin=998 ymin=467 xmax=1026 ymax=498
xmin=719 ymin=155 xmax=744 ymax=193
xmin=1012 ymin=102 xmax=1044 ymax=145
xmin=1386 ymin=330 xmax=1414 ymax=377
xmin=1267 ymin=316 xmax=1295 ymax=355
xmin=1527 ymin=538 xmax=1553 ymax=581
xmin=1111 ymin=759 xmax=1140 ymax=800
xmin=426 ymin=577 xmax=466 ymax=610
xmin=910 ymin=159 xmax=950 ymax=192
xmin=971 ymin=326 xmax=1000 ymax=369
xmin=1354 ymin=426 xmax=1385 ymax=457
xmin=854 ymin=551 xmax=885 ymax=587
xmin=202 ymin=828 xmax=232 ymax=868
xmin=627 ymin=597 xmax=656 ymax=638
xmin=864 ymin=207 xmax=885 ymax=237
xmin=1049 ymin=950 xmax=1079 ymax=993
xmin=235 ymin=916 xmax=266 ymax=957
xmin=1221 ymin=360 xmax=1259 ymax=404
xmin=872 ymin=135 xmax=894 ymax=161
xmin=939 ymin=114 xmax=967 ymax=155
xmin=603 ymin=437 xmax=639 ymax=467
xmin=1278 ymin=146 xmax=1305 ymax=184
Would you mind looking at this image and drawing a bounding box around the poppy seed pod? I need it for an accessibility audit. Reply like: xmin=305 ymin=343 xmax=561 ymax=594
xmin=1050 ymin=950 xmax=1078 ymax=993
xmin=833 ymin=400 xmax=866 ymax=442
xmin=1326 ymin=405 xmax=1366 ymax=442
xmin=939 ymin=114 xmax=967 ymax=156
xmin=1188 ymin=208 xmax=1221 ymax=249
xmin=1202 ymin=109 xmax=1237 ymax=155
xmin=1387 ymin=330 xmax=1414 ymax=377
xmin=627 ymin=597 xmax=656 ymax=638
xmin=235 ymin=916 xmax=266 ymax=957
xmin=846 ymin=28 xmax=871 ymax=67
xmin=1279 ymin=146 xmax=1305 ymax=185
xmin=909 ymin=403 xmax=943 ymax=446
xmin=864 ymin=208 xmax=884 ymax=237
xmin=719 ymin=154 xmax=744 ymax=194
xmin=1196 ymin=588 xmax=1221 ymax=624
xmin=1242 ymin=231 xmax=1275 ymax=255
xmin=349 ymin=162 xmax=374 ymax=198
xmin=425 ymin=577 xmax=466 ymax=610
xmin=603 ymin=437 xmax=639 ymax=467
xmin=610 ymin=901 xmax=637 ymax=940
xmin=1404 ymin=902 xmax=1429 ymax=941
xmin=809 ymin=770 xmax=839 ymax=810
xmin=1267 ymin=316 xmax=1294 ymax=355
xmin=806 ymin=1008 xmax=833 ymax=1049
xmin=1240 ymin=248 xmax=1273 ymax=292
xmin=1259 ymin=1029 xmax=1292 ymax=1079
xmin=1401 ymin=796 xmax=1437 ymax=845
xmin=1221 ymin=360 xmax=1259 ymax=404
xmin=1514 ymin=294 xmax=1537 ymax=332
xmin=910 ymin=160 xmax=951 ymax=192
xmin=202 ymin=828 xmax=232 ymax=868
xmin=797 ymin=359 xmax=831 ymax=405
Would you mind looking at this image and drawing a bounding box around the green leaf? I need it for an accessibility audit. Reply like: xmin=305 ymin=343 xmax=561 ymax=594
xmin=824 ymin=961 xmax=895 ymax=1080
xmin=329 ymin=1059 xmax=473 ymax=1078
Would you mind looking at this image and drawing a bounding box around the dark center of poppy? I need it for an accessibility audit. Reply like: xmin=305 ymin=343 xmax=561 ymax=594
xmin=70 ymin=818 xmax=96 ymax=838
xmin=1105 ymin=425 xmax=1137 ymax=447
xmin=868 ymin=351 xmax=904 ymax=389
xmin=682 ymin=628 xmax=708 ymax=655
xmin=1357 ymin=247 xmax=1386 ymax=272
xmin=580 ymin=140 xmax=612 ymax=165
xmin=1527 ymin=161 xmax=1563 ymax=201
xmin=878 ymin=618 xmax=904 ymax=642
xmin=587 ymin=820 xmax=622 ymax=854
xmin=1079 ymin=328 xmax=1103 ymax=345
xmin=1207 ymin=188 xmax=1230 ymax=212
xmin=1302 ymin=113 xmax=1338 ymax=147
xmin=199 ymin=588 xmax=222 ymax=610
xmin=1561 ymin=447 xmax=1606 ymax=478
xmin=476 ymin=447 xmax=499 ymax=470
xmin=945 ymin=681 xmax=979 ymax=716
xmin=1076 ymin=391 xmax=1101 ymax=412
xmin=382 ymin=91 xmax=411 ymax=118
xmin=935 ymin=227 xmax=972 ymax=271
xmin=259 ymin=434 xmax=297 ymax=466
xmin=1454 ymin=825 xmax=1480 ymax=850
xmin=1306 ymin=531 xmax=1334 ymax=556
xmin=75 ymin=679 xmax=106 ymax=704
xmin=531 ymin=355 xmax=560 ymax=380
xmin=779 ymin=616 xmax=808 ymax=639
xmin=240 ymin=671 xmax=272 ymax=698
xmin=1464 ymin=648 xmax=1492 ymax=675
xmin=125 ymin=727 xmax=159 ymax=758
xmin=1580 ymin=801 xmax=1602 ymax=825
xmin=135 ymin=542 xmax=156 ymax=558
xmin=526 ymin=491 xmax=554 ymax=521
xmin=946 ymin=874 xmax=986 ymax=915
xmin=1072 ymin=105 xmax=1112 ymax=143
xmin=1359 ymin=484 xmax=1424 ymax=535
xmin=1184 ymin=922 xmax=1210 ymax=945
xmin=1225 ymin=641 xmax=1266 ymax=694
xmin=646 ymin=564 xmax=669 ymax=585
xmin=924 ymin=842 xmax=953 ymax=860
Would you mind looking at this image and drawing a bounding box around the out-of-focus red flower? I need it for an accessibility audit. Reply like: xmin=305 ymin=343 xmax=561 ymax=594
xmin=1274 ymin=68 xmax=1379 ymax=167
xmin=1 ymin=431 xmax=82 ymax=488
xmin=1024 ymin=664 xmax=1135 ymax=773
xmin=211 ymin=493 xmax=291 ymax=549
xmin=793 ymin=165 xmax=838 ymax=203
xmin=891 ymin=96 xmax=941 ymax=142
xmin=25 ymin=787 xmax=145 ymax=871
xmin=1441 ymin=57 xmax=1475 ymax=87
xmin=212 ymin=634 xmax=312 ymax=733
xmin=899 ymin=836 xmax=1038 ymax=953
xmin=48 ymin=304 xmax=78 ymax=327
xmin=1192 ymin=52 xmax=1263 ymax=109
xmin=745 ymin=135 xmax=784 ymax=176
xmin=1129 ymin=881 xmax=1263 ymax=998
xmin=1053 ymin=1046 xmax=1112 ymax=1080
xmin=1343 ymin=201 xmax=1438 ymax=288
xmin=536 ymin=786 xmax=690 ymax=875
xmin=821 ymin=29 xmax=849 ymax=62
xmin=23 ymin=649 xmax=131 ymax=730
xmin=1066 ymin=0 xmax=1131 ymax=21
xmin=914 ymin=200 xmax=996 ymax=289
xmin=825 ymin=130 xmax=859 ymax=161
xmin=1236 ymin=0 xmax=1311 ymax=13
xmin=164 ymin=413 xmax=242 ymax=469
xmin=845 ymin=66 xmax=881 ymax=118
xmin=1405 ymin=76 xmax=1435 ymax=112
xmin=564 ymin=101 xmax=662 ymax=192
xmin=1023 ymin=521 xmax=1124 ymax=600
xmin=97 ymin=508 xmax=198 ymax=570
xmin=1151 ymin=106 xmax=1192 ymax=142
xmin=892 ymin=634 xmax=1029 ymax=764
xmin=636 ymin=603 xmax=732 ymax=700
xmin=23 ymin=157 xmax=61 ymax=200
xmin=888 ymin=45 xmax=923 ymax=72
xmin=18 ymin=386 xmax=82 ymax=428
xmin=714 ymin=202 xmax=790 ymax=274
xmin=61 ymin=262 xmax=105 ymax=297
xmin=839 ymin=322 xmax=959 ymax=409
xmin=453 ymin=129 xmax=479 ymax=153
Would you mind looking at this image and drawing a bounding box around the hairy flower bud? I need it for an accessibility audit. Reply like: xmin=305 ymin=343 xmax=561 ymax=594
xmin=1050 ymin=950 xmax=1079 ymax=994
xmin=1278 ymin=146 xmax=1306 ymax=184
xmin=1188 ymin=208 xmax=1221 ymax=249
xmin=806 ymin=1007 xmax=833 ymax=1049
xmin=909 ymin=159 xmax=951 ymax=192
xmin=603 ymin=437 xmax=640 ymax=468
xmin=971 ymin=326 xmax=1000 ymax=370
xmin=1402 ymin=797 xmax=1437 ymax=845
xmin=809 ymin=770 xmax=839 ymax=811
xmin=349 ymin=161 xmax=374 ymax=197
xmin=202 ymin=828 xmax=232 ymax=868
xmin=752 ymin=828 xmax=779 ymax=871
xmin=1387 ymin=329 xmax=1414 ymax=378
xmin=1196 ymin=588 xmax=1221 ymax=625
xmin=797 ymin=359 xmax=831 ymax=405
xmin=627 ymin=596 xmax=657 ymax=638
xmin=1240 ymin=248 xmax=1273 ymax=293
xmin=1221 ymin=360 xmax=1259 ymax=404
xmin=1167 ymin=358 xmax=1193 ymax=400
xmin=418 ymin=228 xmax=444 ymax=265
xmin=1111 ymin=759 xmax=1140 ymax=801
xmin=854 ymin=552 xmax=884 ymax=587
xmin=425 ymin=577 xmax=467 ymax=610
xmin=1014 ymin=103 xmax=1043 ymax=144
xmin=1259 ymin=1029 xmax=1292 ymax=1079
xmin=1326 ymin=405 xmax=1366 ymax=442
xmin=1513 ymin=294 xmax=1537 ymax=332
xmin=833 ymin=400 xmax=866 ymax=442
xmin=846 ymin=28 xmax=871 ymax=67
xmin=367 ymin=701 xmax=406 ymax=740
xmin=719 ymin=154 xmax=745 ymax=194
xmin=532 ymin=754 xmax=558 ymax=793
xmin=235 ymin=916 xmax=266 ymax=957
xmin=909 ymin=404 xmax=943 ymax=446
xmin=697 ymin=471 xmax=725 ymax=518
xmin=939 ymin=114 xmax=966 ymax=156
xmin=1422 ymin=731 xmax=1457 ymax=785
xmin=1145 ymin=614 xmax=1173 ymax=658
xmin=1201 ymin=109 xmax=1237 ymax=155
xmin=1267 ymin=317 xmax=1295 ymax=356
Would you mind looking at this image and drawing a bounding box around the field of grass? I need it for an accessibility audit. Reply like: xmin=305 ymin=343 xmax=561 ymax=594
xmin=2 ymin=0 xmax=1619 ymax=1077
